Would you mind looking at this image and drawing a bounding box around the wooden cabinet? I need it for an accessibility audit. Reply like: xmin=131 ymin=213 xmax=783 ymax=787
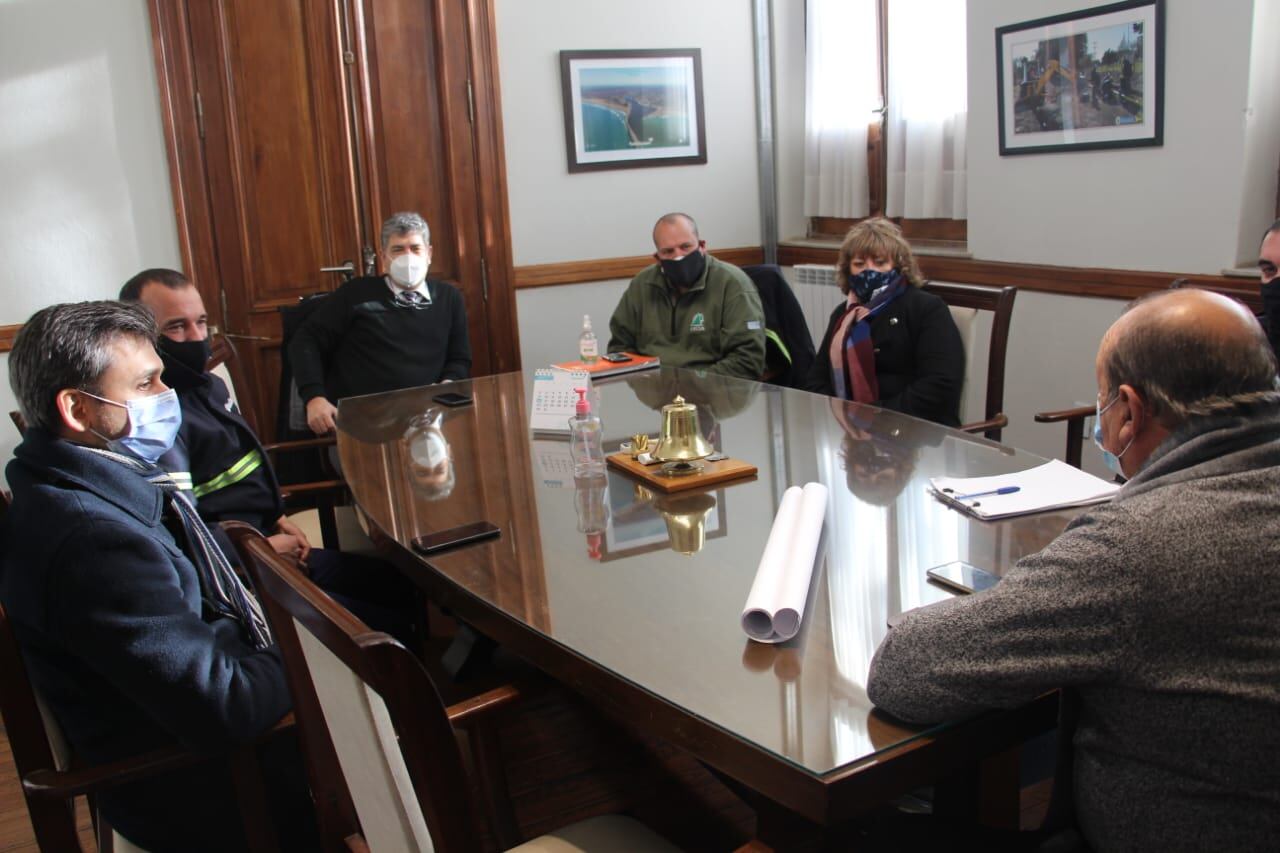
xmin=150 ymin=0 xmax=518 ymax=439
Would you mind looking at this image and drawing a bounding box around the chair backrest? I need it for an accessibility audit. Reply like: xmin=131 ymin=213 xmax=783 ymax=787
xmin=741 ymin=263 xmax=817 ymax=389
xmin=207 ymin=333 xmax=258 ymax=434
xmin=922 ymin=281 xmax=1017 ymax=441
xmin=231 ymin=527 xmax=483 ymax=853
xmin=0 ymin=598 xmax=89 ymax=851
xmin=275 ymin=294 xmax=334 ymax=484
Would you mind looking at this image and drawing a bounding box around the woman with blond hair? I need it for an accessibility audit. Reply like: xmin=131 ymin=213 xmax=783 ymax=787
xmin=804 ymin=218 xmax=965 ymax=426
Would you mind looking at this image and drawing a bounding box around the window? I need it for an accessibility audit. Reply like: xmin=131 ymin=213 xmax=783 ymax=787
xmin=804 ymin=0 xmax=968 ymax=244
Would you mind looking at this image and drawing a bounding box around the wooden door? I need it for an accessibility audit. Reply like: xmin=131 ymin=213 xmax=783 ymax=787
xmin=150 ymin=0 xmax=519 ymax=440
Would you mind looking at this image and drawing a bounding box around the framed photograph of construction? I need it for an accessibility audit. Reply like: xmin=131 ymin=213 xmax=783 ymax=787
xmin=559 ymin=49 xmax=707 ymax=173
xmin=996 ymin=0 xmax=1164 ymax=155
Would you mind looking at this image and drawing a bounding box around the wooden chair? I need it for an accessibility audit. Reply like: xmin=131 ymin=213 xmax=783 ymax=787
xmin=228 ymin=526 xmax=682 ymax=853
xmin=208 ymin=333 xmax=352 ymax=549
xmin=923 ymin=281 xmax=1017 ymax=442
xmin=0 ymin=496 xmax=287 ymax=852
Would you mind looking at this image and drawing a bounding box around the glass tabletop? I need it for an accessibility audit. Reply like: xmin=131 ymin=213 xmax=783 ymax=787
xmin=337 ymin=367 xmax=1079 ymax=778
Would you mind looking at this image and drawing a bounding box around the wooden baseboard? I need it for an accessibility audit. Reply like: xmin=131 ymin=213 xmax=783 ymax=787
xmin=777 ymin=245 xmax=1264 ymax=313
xmin=0 ymin=324 xmax=20 ymax=354
xmin=513 ymin=247 xmax=765 ymax=289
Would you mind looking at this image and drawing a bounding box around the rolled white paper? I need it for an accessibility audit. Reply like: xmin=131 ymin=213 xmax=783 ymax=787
xmin=741 ymin=482 xmax=829 ymax=643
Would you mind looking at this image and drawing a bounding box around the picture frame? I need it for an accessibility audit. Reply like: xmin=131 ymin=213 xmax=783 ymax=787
xmin=559 ymin=48 xmax=707 ymax=173
xmin=996 ymin=0 xmax=1164 ymax=156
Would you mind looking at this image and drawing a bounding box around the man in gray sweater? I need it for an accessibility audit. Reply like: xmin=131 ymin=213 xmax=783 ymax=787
xmin=868 ymin=289 xmax=1280 ymax=850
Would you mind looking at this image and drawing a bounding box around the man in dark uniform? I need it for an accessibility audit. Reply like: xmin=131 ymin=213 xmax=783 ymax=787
xmin=121 ymin=269 xmax=415 ymax=641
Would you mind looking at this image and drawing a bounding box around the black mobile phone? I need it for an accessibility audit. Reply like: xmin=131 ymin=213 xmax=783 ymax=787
xmin=432 ymin=391 xmax=472 ymax=408
xmin=411 ymin=521 xmax=500 ymax=555
xmin=600 ymin=352 xmax=632 ymax=363
xmin=926 ymin=560 xmax=999 ymax=595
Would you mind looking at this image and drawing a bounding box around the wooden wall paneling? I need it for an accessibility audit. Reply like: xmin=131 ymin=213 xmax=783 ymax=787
xmin=513 ymin=247 xmax=767 ymax=289
xmin=776 ymin=246 xmax=1265 ymax=314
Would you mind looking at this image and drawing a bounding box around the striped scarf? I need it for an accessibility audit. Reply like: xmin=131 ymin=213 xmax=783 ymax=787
xmin=829 ymin=275 xmax=907 ymax=402
xmin=84 ymin=447 xmax=273 ymax=649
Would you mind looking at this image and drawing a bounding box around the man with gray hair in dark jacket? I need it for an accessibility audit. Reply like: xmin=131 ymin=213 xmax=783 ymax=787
xmin=869 ymin=289 xmax=1280 ymax=850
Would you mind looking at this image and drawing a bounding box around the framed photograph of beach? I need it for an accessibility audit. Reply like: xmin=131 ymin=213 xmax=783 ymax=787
xmin=560 ymin=49 xmax=707 ymax=173
xmin=996 ymin=0 xmax=1164 ymax=155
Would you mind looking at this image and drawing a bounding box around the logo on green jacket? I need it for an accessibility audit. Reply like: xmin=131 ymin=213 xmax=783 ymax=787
xmin=689 ymin=312 xmax=706 ymax=333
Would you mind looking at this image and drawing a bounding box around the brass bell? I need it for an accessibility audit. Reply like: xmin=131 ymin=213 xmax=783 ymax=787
xmin=653 ymin=492 xmax=717 ymax=555
xmin=651 ymin=396 xmax=713 ymax=467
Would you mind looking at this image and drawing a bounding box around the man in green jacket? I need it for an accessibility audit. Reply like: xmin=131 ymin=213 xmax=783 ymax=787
xmin=607 ymin=213 xmax=766 ymax=379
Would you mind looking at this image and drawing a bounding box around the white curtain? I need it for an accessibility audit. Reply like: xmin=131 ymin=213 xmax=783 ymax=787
xmin=804 ymin=0 xmax=881 ymax=218
xmin=885 ymin=0 xmax=968 ymax=220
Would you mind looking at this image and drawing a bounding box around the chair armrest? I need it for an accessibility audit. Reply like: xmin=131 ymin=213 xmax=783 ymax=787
xmin=24 ymin=746 xmax=205 ymax=799
xmin=262 ymin=436 xmax=337 ymax=455
xmin=24 ymin=713 xmax=296 ymax=799
xmin=279 ymin=480 xmax=346 ymax=501
xmin=1034 ymin=405 xmax=1093 ymax=423
xmin=445 ymin=684 xmax=523 ymax=729
xmin=958 ymin=413 xmax=1008 ymax=435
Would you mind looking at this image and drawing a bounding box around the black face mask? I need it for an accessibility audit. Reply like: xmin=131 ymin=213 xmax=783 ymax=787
xmin=659 ymin=250 xmax=707 ymax=288
xmin=160 ymin=336 xmax=212 ymax=375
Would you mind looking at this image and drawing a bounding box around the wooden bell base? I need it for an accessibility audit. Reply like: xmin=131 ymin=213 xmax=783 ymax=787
xmin=605 ymin=452 xmax=758 ymax=493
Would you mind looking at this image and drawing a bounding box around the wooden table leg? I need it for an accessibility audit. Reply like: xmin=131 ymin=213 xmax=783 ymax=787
xmin=934 ymin=744 xmax=1021 ymax=830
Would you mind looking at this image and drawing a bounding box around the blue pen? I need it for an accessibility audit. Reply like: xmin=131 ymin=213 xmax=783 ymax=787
xmin=954 ymin=486 xmax=1020 ymax=501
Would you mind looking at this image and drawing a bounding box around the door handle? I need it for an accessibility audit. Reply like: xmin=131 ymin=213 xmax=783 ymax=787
xmin=320 ymin=261 xmax=356 ymax=281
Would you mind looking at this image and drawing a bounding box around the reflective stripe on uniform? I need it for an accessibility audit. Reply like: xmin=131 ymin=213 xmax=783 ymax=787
xmin=168 ymin=471 xmax=195 ymax=491
xmin=191 ymin=449 xmax=264 ymax=498
xmin=764 ymin=328 xmax=792 ymax=365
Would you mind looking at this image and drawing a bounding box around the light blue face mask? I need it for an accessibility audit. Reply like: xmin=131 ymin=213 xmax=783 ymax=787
xmin=1093 ymin=393 xmax=1133 ymax=476
xmin=83 ymin=388 xmax=183 ymax=464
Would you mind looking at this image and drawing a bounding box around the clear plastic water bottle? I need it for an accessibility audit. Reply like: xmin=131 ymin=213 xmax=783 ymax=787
xmin=568 ymin=387 xmax=606 ymax=477
xmin=578 ymin=314 xmax=599 ymax=364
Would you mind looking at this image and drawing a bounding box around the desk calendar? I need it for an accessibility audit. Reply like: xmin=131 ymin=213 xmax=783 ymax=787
xmin=529 ymin=368 xmax=591 ymax=435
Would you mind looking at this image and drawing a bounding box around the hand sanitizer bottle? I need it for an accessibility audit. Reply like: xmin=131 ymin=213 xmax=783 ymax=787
xmin=578 ymin=314 xmax=599 ymax=364
xmin=568 ymin=387 xmax=606 ymax=477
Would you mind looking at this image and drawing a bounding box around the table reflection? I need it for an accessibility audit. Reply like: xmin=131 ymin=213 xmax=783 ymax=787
xmin=338 ymin=369 xmax=1081 ymax=778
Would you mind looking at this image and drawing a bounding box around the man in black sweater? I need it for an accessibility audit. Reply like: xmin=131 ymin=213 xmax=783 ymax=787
xmin=289 ymin=211 xmax=472 ymax=435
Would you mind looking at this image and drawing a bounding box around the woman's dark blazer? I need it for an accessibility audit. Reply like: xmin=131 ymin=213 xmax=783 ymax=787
xmin=803 ymin=284 xmax=965 ymax=427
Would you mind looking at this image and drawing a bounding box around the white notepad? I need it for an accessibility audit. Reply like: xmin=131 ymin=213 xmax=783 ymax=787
xmin=930 ymin=459 xmax=1119 ymax=520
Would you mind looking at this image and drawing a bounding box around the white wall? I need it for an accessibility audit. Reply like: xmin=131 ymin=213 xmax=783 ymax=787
xmin=0 ymin=0 xmax=180 ymax=477
xmin=967 ymin=0 xmax=1256 ymax=273
xmin=495 ymin=0 xmax=762 ymax=266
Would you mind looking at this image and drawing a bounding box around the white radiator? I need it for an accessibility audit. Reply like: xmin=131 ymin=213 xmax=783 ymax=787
xmin=788 ymin=263 xmax=841 ymax=348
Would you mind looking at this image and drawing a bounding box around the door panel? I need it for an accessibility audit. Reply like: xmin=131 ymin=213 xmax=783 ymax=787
xmin=151 ymin=0 xmax=518 ymax=439
xmin=358 ymin=0 xmax=492 ymax=375
xmin=188 ymin=0 xmax=363 ymax=436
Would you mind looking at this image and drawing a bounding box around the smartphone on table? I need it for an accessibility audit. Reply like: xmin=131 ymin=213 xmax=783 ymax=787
xmin=411 ymin=521 xmax=500 ymax=555
xmin=926 ymin=560 xmax=1000 ymax=595
xmin=600 ymin=352 xmax=632 ymax=363
xmin=432 ymin=391 xmax=472 ymax=408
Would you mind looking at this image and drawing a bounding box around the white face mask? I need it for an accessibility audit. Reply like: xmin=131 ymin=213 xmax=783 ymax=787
xmin=389 ymin=253 xmax=429 ymax=289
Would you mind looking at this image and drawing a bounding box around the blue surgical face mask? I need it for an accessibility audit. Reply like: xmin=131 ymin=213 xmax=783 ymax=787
xmin=1093 ymin=393 xmax=1133 ymax=477
xmin=83 ymin=388 xmax=183 ymax=463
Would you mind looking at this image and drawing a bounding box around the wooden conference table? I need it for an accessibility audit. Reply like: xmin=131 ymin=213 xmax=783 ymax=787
xmin=337 ymin=368 xmax=1076 ymax=845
